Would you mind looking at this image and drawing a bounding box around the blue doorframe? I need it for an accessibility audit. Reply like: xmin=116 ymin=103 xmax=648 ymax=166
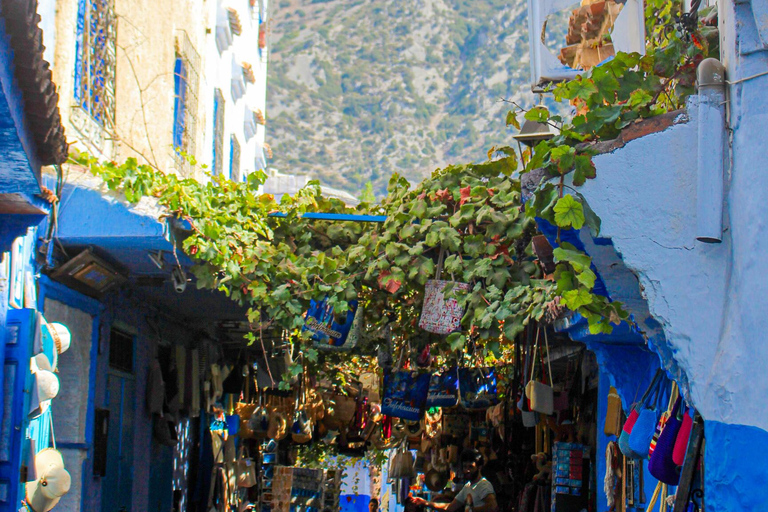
xmin=0 ymin=308 xmax=35 ymax=510
xmin=38 ymin=276 xmax=102 ymax=512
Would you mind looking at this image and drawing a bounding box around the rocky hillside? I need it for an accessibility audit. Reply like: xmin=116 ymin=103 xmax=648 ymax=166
xmin=266 ymin=0 xmax=536 ymax=198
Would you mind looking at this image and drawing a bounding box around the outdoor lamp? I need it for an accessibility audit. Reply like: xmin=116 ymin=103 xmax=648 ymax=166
xmin=513 ymin=113 xmax=555 ymax=148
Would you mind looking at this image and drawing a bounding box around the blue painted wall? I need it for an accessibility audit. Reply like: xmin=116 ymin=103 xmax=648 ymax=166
xmin=566 ymin=0 xmax=768 ymax=506
xmin=704 ymin=421 xmax=768 ymax=512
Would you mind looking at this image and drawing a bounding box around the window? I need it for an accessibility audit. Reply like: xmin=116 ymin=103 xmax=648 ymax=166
xmin=74 ymin=0 xmax=117 ymax=130
xmin=173 ymin=32 xmax=201 ymax=173
xmin=230 ymin=136 xmax=241 ymax=182
xmin=212 ymin=89 xmax=225 ymax=176
xmin=108 ymin=327 xmax=134 ymax=374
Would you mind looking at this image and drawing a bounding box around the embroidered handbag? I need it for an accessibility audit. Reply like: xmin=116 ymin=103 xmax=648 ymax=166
xmin=418 ymin=249 xmax=470 ymax=335
xmin=525 ymin=328 xmax=553 ymax=416
xmin=291 ymin=376 xmax=313 ymax=444
xmin=673 ymin=406 xmax=694 ymax=466
xmin=628 ymin=371 xmax=667 ymax=459
xmin=649 ymin=383 xmax=678 ymax=458
xmin=649 ymin=395 xmax=684 ymax=485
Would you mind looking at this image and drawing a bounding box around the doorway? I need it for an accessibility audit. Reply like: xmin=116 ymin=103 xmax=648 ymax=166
xmin=101 ymin=326 xmax=136 ymax=512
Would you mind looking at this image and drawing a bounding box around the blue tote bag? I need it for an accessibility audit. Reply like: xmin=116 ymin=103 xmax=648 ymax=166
xmin=628 ymin=372 xmax=667 ymax=459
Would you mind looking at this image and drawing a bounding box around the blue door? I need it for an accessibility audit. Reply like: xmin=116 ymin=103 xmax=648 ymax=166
xmin=0 ymin=308 xmax=36 ymax=510
xmin=101 ymin=370 xmax=135 ymax=512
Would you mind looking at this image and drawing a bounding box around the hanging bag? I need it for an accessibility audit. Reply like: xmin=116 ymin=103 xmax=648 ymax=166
xmin=604 ymin=386 xmax=623 ymax=436
xmin=426 ymin=367 xmax=460 ymax=408
xmin=649 ymin=383 xmax=678 ymax=458
xmin=619 ymin=369 xmax=662 ymax=458
xmin=418 ymin=248 xmax=470 ymax=335
xmin=525 ymin=327 xmax=554 ymax=416
xmin=302 ymin=297 xmax=363 ymax=351
xmin=236 ymin=446 xmax=257 ymax=488
xmin=247 ymin=392 xmax=270 ymax=438
xmin=388 ymin=442 xmax=415 ymax=479
xmin=628 ymin=371 xmax=667 ymax=459
xmin=517 ymin=329 xmax=539 ymax=427
xmin=672 ymin=406 xmax=694 ymax=466
xmin=649 ymin=395 xmax=684 ymax=485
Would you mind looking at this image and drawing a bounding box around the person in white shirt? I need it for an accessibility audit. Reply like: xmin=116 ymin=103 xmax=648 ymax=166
xmin=411 ymin=449 xmax=498 ymax=512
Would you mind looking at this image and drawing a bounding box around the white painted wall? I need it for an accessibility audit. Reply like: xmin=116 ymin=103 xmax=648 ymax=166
xmin=201 ymin=0 xmax=269 ymax=182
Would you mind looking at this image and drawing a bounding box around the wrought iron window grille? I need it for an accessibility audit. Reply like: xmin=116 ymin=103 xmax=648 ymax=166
xmin=74 ymin=0 xmax=117 ymax=132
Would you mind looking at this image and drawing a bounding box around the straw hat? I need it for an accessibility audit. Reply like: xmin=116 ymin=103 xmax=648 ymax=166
xmin=25 ymin=449 xmax=71 ymax=512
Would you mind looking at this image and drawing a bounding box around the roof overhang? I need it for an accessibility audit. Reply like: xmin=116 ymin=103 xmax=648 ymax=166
xmin=46 ymin=168 xmax=249 ymax=324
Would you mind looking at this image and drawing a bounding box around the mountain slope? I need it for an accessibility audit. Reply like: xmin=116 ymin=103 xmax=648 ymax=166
xmin=266 ymin=0 xmax=535 ymax=197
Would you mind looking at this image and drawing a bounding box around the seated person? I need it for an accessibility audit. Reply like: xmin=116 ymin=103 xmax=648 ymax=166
xmin=410 ymin=449 xmax=497 ymax=512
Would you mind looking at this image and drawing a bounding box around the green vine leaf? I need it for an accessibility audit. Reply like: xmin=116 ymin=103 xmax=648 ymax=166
xmin=562 ymin=288 xmax=594 ymax=309
xmin=553 ymin=194 xmax=585 ymax=229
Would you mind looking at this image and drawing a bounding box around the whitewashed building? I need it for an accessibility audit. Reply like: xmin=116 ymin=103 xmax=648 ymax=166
xmin=201 ymin=0 xmax=270 ymax=182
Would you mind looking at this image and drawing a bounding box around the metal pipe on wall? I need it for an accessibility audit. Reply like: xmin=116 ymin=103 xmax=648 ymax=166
xmin=695 ymin=58 xmax=726 ymax=243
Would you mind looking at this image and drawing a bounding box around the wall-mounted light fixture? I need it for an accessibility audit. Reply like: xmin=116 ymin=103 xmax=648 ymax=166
xmin=513 ymin=115 xmax=555 ymax=148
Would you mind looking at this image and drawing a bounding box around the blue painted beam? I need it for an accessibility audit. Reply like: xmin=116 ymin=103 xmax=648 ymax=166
xmin=268 ymin=212 xmax=387 ymax=223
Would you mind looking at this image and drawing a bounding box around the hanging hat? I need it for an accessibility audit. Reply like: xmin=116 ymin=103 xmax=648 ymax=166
xmin=36 ymin=320 xmax=70 ymax=373
xmin=29 ymin=358 xmax=60 ymax=418
xmin=25 ymin=449 xmax=72 ymax=512
xmin=48 ymin=323 xmax=71 ymax=355
xmin=33 ymin=354 xmax=53 ymax=373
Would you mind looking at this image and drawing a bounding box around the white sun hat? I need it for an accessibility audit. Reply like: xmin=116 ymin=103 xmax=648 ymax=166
xmin=29 ymin=358 xmax=60 ymax=418
xmin=25 ymin=448 xmax=71 ymax=512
